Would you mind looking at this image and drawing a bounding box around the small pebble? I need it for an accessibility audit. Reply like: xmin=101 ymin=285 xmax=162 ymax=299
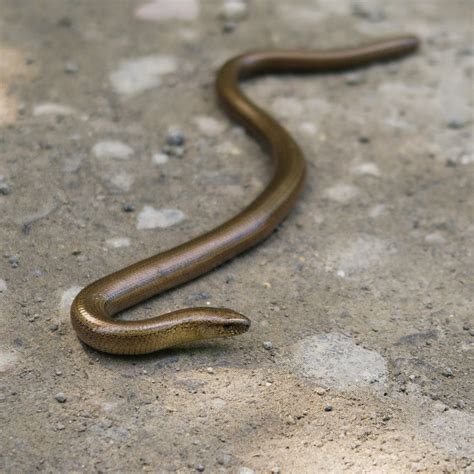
xmin=64 ymin=62 xmax=78 ymax=74
xmin=433 ymin=401 xmax=449 ymax=413
xmin=315 ymin=386 xmax=327 ymax=396
xmin=0 ymin=182 xmax=11 ymax=195
xmin=106 ymin=237 xmax=131 ymax=249
xmin=425 ymin=232 xmax=446 ymax=245
xmin=151 ymin=152 xmax=169 ymax=165
xmin=351 ymin=3 xmax=385 ymax=22
xmin=345 ymin=72 xmax=364 ymax=85
xmin=263 ymin=341 xmax=273 ymax=350
xmin=206 ymin=367 xmax=214 ymax=374
xmin=33 ymin=103 xmax=75 ymax=117
xmin=57 ymin=17 xmax=72 ymax=27
xmin=217 ymin=454 xmax=232 ymax=466
xmin=135 ymin=0 xmax=199 ymax=22
xmin=221 ymin=21 xmax=236 ymax=33
xmin=166 ymin=127 xmax=185 ymax=146
xmin=194 ymin=115 xmax=226 ymax=137
xmin=351 ymin=162 xmax=380 ymax=177
xmin=195 ymin=464 xmax=205 ymax=472
xmin=110 ymin=55 xmax=177 ymax=95
xmin=92 ymin=141 xmax=133 ymax=160
xmin=441 ymin=367 xmax=454 ymax=377
xmin=166 ymin=145 xmax=185 ymax=158
xmin=324 ymin=184 xmax=360 ymax=204
xmin=54 ymin=392 xmax=67 ymax=403
xmin=447 ymin=118 xmax=467 ymax=129
xmin=285 ymin=415 xmax=296 ymax=425
xmin=456 ymin=400 xmax=466 ymax=409
xmin=238 ymin=468 xmax=255 ymax=474
xmin=0 ymin=279 xmax=7 ymax=293
xmin=122 ymin=203 xmax=135 ymax=213
xmin=136 ymin=205 xmax=186 ymax=230
xmin=8 ymin=255 xmax=19 ymax=268
xmin=324 ymin=404 xmax=333 ymax=412
xmin=220 ymin=1 xmax=248 ymax=21
xmin=469 ymin=329 xmax=474 ymax=337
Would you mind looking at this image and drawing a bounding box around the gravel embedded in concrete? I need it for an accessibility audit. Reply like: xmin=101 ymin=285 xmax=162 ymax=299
xmin=54 ymin=392 xmax=67 ymax=403
xmin=109 ymin=55 xmax=177 ymax=95
xmin=92 ymin=141 xmax=134 ymax=160
xmin=136 ymin=205 xmax=186 ymax=229
xmin=135 ymin=0 xmax=200 ymax=22
xmin=291 ymin=333 xmax=387 ymax=390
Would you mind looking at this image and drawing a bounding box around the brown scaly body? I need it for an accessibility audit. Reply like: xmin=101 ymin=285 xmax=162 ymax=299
xmin=71 ymin=35 xmax=419 ymax=355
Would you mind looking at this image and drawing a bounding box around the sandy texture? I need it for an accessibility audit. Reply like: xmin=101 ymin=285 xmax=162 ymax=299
xmin=0 ymin=0 xmax=473 ymax=472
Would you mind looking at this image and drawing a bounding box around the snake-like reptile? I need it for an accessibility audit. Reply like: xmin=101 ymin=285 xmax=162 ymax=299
xmin=71 ymin=35 xmax=419 ymax=355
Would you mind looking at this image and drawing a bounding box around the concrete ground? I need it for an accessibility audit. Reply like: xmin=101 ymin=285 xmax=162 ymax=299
xmin=1 ymin=0 xmax=473 ymax=472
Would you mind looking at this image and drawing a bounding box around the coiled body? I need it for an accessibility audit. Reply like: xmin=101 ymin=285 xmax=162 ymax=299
xmin=71 ymin=36 xmax=419 ymax=354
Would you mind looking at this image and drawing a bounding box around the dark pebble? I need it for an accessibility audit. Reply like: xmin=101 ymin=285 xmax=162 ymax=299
xmin=54 ymin=392 xmax=67 ymax=403
xmin=8 ymin=255 xmax=19 ymax=268
xmin=0 ymin=182 xmax=11 ymax=195
xmin=447 ymin=119 xmax=466 ymax=129
xmin=166 ymin=129 xmax=185 ymax=147
xmin=222 ymin=21 xmax=236 ymax=33
xmin=324 ymin=405 xmax=333 ymax=412
xmin=122 ymin=203 xmax=135 ymax=212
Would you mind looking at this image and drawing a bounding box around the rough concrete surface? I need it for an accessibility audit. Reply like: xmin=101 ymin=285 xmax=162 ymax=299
xmin=1 ymin=0 xmax=473 ymax=472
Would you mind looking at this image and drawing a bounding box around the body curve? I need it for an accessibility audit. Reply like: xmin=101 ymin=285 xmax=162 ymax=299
xmin=71 ymin=35 xmax=419 ymax=354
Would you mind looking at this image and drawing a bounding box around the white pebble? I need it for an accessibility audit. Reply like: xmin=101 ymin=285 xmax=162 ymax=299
xmin=0 ymin=279 xmax=7 ymax=293
xmin=135 ymin=0 xmax=200 ymax=22
xmin=33 ymin=103 xmax=75 ymax=117
xmin=178 ymin=28 xmax=199 ymax=42
xmin=152 ymin=153 xmax=169 ymax=165
xmin=324 ymin=184 xmax=360 ymax=203
xmin=292 ymin=332 xmax=387 ymax=390
xmin=271 ymin=97 xmax=303 ymax=118
xmin=216 ymin=141 xmax=241 ymax=155
xmin=110 ymin=55 xmax=177 ymax=95
xmin=106 ymin=237 xmax=131 ymax=248
xmin=92 ymin=141 xmax=134 ymax=159
xmin=238 ymin=468 xmax=255 ymax=474
xmin=97 ymin=401 xmax=120 ymax=412
xmin=299 ymin=121 xmax=318 ymax=135
xmin=351 ymin=162 xmax=381 ymax=177
xmin=220 ymin=1 xmax=248 ymax=21
xmin=109 ymin=172 xmax=134 ymax=192
xmin=211 ymin=397 xmax=227 ymax=409
xmin=194 ymin=115 xmax=226 ymax=136
xmin=368 ymin=204 xmax=385 ymax=218
xmin=137 ymin=205 xmax=186 ymax=229
xmin=433 ymin=401 xmax=449 ymax=413
xmin=0 ymin=350 xmax=17 ymax=373
xmin=425 ymin=232 xmax=446 ymax=245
